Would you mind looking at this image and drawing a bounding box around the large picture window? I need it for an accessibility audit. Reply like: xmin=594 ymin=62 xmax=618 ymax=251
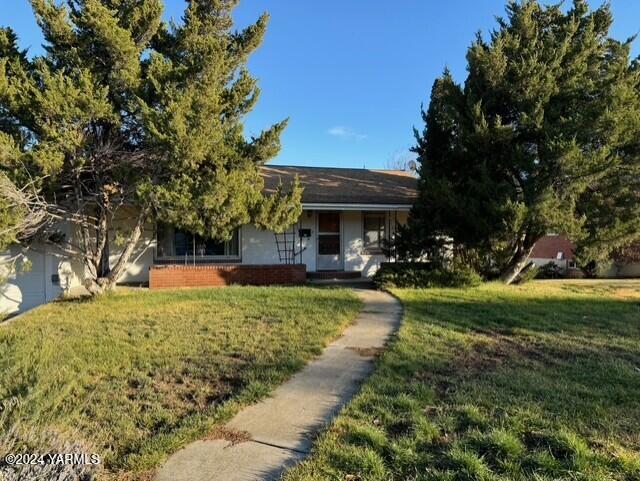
xmin=363 ymin=212 xmax=386 ymax=253
xmin=156 ymin=224 xmax=240 ymax=260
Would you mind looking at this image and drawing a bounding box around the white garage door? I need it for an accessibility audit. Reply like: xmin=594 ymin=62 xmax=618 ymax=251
xmin=0 ymin=247 xmax=58 ymax=316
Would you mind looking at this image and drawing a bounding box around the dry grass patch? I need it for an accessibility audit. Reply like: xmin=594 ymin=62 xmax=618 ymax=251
xmin=0 ymin=286 xmax=361 ymax=480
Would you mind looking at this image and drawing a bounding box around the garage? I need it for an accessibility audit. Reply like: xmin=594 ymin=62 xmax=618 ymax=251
xmin=0 ymin=246 xmax=63 ymax=316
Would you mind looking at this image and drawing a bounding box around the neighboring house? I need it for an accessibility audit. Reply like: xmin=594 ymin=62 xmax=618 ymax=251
xmin=529 ymin=235 xmax=579 ymax=275
xmin=530 ymin=235 xmax=640 ymax=278
xmin=604 ymin=261 xmax=640 ymax=279
xmin=603 ymin=240 xmax=640 ymax=278
xmin=1 ymin=166 xmax=417 ymax=315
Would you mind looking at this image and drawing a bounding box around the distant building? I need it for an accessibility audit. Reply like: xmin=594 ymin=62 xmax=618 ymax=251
xmin=606 ymin=241 xmax=640 ymax=278
xmin=530 ymin=235 xmax=640 ymax=278
xmin=529 ymin=235 xmax=579 ymax=275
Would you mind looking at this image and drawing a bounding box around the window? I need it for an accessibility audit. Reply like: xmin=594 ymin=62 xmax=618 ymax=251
xmin=363 ymin=212 xmax=386 ymax=253
xmin=156 ymin=224 xmax=240 ymax=260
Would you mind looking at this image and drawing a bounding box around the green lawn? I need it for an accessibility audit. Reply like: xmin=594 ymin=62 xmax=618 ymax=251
xmin=284 ymin=280 xmax=640 ymax=481
xmin=0 ymin=286 xmax=361 ymax=480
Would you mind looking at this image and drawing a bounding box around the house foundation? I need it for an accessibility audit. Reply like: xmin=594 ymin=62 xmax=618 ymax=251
xmin=149 ymin=264 xmax=307 ymax=289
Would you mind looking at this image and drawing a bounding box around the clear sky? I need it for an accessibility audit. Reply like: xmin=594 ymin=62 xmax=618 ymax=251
xmin=4 ymin=1 xmax=640 ymax=169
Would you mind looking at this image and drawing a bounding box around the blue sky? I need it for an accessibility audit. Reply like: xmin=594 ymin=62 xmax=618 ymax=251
xmin=4 ymin=1 xmax=640 ymax=169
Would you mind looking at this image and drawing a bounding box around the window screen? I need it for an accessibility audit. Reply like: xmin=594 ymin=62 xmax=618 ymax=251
xmin=157 ymin=224 xmax=239 ymax=258
xmin=363 ymin=213 xmax=386 ymax=251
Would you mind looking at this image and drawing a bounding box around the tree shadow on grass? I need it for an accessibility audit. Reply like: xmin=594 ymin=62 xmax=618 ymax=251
xmin=314 ymin=290 xmax=640 ymax=481
xmin=404 ymin=293 xmax=640 ymax=338
xmin=388 ymin=292 xmax=640 ymax=445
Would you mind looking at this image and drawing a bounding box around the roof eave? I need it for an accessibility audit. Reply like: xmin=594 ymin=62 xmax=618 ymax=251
xmin=301 ymin=202 xmax=413 ymax=211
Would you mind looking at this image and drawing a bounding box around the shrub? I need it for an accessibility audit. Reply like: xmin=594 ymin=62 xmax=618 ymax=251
xmin=536 ymin=262 xmax=563 ymax=279
xmin=373 ymin=263 xmax=482 ymax=289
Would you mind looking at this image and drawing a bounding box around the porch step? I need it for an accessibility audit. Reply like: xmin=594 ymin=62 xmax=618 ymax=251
xmin=307 ymin=271 xmax=362 ymax=280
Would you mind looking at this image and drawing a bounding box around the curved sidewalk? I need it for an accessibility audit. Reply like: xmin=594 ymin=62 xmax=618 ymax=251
xmin=156 ymin=289 xmax=402 ymax=481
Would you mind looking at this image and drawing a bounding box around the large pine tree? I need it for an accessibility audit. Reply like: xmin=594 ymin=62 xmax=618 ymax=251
xmin=408 ymin=0 xmax=640 ymax=283
xmin=0 ymin=0 xmax=301 ymax=293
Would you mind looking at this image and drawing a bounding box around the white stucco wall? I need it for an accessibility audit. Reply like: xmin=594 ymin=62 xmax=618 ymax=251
xmin=600 ymin=262 xmax=640 ymax=278
xmin=616 ymin=263 xmax=640 ymax=277
xmin=529 ymin=257 xmax=570 ymax=273
xmin=1 ymin=208 xmax=410 ymax=315
xmin=0 ymin=210 xmax=153 ymax=316
xmin=108 ymin=208 xmax=156 ymax=284
xmin=342 ymin=210 xmax=408 ymax=277
xmin=241 ymin=211 xmax=316 ymax=271
xmin=240 ymin=209 xmax=408 ymax=278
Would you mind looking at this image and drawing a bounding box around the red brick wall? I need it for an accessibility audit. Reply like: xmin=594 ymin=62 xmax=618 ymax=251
xmin=149 ymin=264 xmax=307 ymax=289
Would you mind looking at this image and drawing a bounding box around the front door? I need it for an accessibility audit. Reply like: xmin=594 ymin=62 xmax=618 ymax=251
xmin=317 ymin=212 xmax=342 ymax=271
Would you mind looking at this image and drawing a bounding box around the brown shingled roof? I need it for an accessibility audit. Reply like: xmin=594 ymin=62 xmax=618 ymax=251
xmin=531 ymin=235 xmax=576 ymax=260
xmin=261 ymin=165 xmax=418 ymax=205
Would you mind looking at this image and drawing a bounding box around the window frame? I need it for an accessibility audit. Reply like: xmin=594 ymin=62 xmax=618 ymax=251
xmin=155 ymin=224 xmax=242 ymax=263
xmin=362 ymin=211 xmax=387 ymax=254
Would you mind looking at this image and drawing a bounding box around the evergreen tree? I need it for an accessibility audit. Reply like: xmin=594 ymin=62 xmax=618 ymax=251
xmin=0 ymin=0 xmax=301 ymax=293
xmin=407 ymin=0 xmax=640 ymax=283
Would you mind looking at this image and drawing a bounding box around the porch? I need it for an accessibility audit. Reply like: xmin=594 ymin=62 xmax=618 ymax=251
xmin=141 ymin=166 xmax=417 ymax=288
xmin=148 ymin=206 xmax=407 ymax=288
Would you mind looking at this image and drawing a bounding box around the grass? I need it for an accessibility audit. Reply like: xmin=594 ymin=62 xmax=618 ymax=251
xmin=284 ymin=280 xmax=640 ymax=481
xmin=0 ymin=286 xmax=362 ymax=480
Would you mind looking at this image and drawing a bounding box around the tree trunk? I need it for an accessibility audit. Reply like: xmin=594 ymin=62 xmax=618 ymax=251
xmin=84 ymin=208 xmax=148 ymax=295
xmin=500 ymin=244 xmax=535 ymax=285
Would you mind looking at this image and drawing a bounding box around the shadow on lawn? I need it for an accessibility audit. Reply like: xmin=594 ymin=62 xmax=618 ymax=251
xmin=404 ymin=294 xmax=639 ymax=335
xmin=385 ymin=292 xmax=640 ymax=442
xmin=303 ymin=290 xmax=640 ymax=481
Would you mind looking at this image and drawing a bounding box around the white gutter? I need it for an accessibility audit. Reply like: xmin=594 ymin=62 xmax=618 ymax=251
xmin=301 ymin=203 xmax=413 ymax=211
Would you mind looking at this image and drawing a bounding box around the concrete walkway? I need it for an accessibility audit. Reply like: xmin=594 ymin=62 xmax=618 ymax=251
xmin=156 ymin=289 xmax=402 ymax=481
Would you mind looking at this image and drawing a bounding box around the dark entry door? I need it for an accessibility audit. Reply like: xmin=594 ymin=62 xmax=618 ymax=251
xmin=317 ymin=212 xmax=342 ymax=271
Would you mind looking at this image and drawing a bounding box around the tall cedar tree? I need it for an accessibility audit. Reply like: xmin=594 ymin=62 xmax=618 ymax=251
xmin=0 ymin=0 xmax=302 ymax=293
xmin=407 ymin=0 xmax=640 ymax=283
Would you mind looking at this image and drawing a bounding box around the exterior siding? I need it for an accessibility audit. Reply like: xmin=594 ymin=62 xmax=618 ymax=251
xmin=240 ymin=211 xmax=317 ymax=271
xmin=0 ymin=208 xmax=409 ymax=314
xmin=241 ymin=224 xmax=296 ymax=266
xmin=108 ymin=208 xmax=156 ymax=284
xmin=240 ymin=210 xmax=408 ymax=278
xmin=343 ymin=211 xmax=408 ymax=277
xmin=529 ymin=257 xmax=570 ymax=273
xmin=616 ymin=263 xmax=640 ymax=277
xmin=601 ymin=262 xmax=640 ymax=278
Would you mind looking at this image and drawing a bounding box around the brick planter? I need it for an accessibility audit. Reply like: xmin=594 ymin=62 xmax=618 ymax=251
xmin=149 ymin=264 xmax=307 ymax=289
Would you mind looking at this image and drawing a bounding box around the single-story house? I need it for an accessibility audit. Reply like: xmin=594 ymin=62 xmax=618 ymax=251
xmin=530 ymin=234 xmax=640 ymax=278
xmin=604 ymin=262 xmax=640 ymax=279
xmin=529 ymin=235 xmax=580 ymax=276
xmin=603 ymin=240 xmax=640 ymax=278
xmin=1 ymin=166 xmax=417 ymax=315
